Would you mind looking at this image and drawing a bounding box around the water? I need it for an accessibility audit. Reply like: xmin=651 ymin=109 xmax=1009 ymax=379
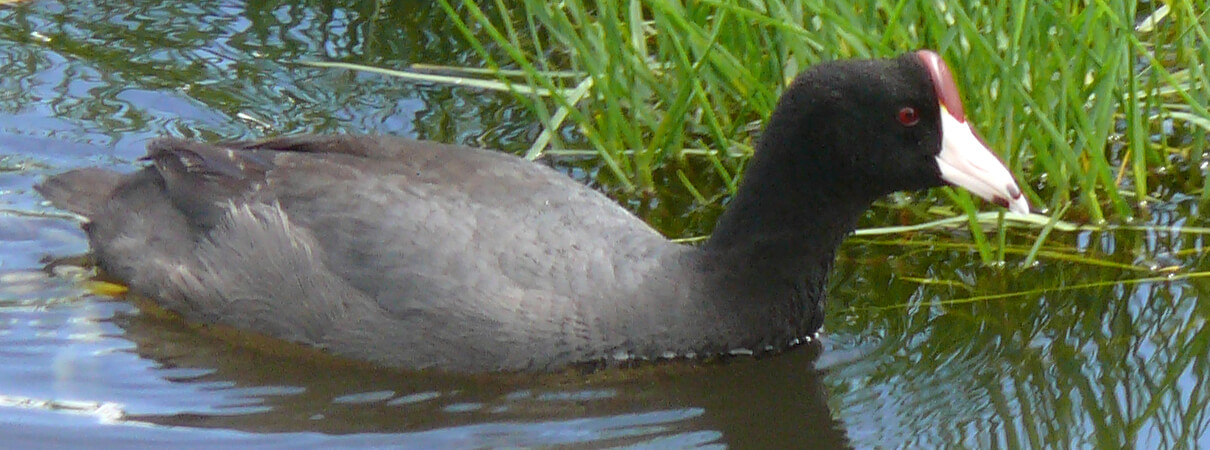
xmin=2 ymin=0 xmax=1208 ymax=448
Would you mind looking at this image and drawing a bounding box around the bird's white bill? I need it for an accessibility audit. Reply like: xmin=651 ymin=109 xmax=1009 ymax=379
xmin=935 ymin=106 xmax=1030 ymax=214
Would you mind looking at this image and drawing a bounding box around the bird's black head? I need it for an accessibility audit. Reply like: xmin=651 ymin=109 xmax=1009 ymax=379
xmin=752 ymin=50 xmax=1027 ymax=212
xmin=700 ymin=51 xmax=1030 ymax=347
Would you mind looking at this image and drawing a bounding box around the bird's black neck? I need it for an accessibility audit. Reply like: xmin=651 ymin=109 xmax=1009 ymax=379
xmin=704 ymin=117 xmax=877 ymax=282
xmin=655 ymin=126 xmax=877 ymax=353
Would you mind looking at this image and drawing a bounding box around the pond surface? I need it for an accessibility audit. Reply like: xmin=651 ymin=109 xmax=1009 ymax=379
xmin=2 ymin=1 xmax=1208 ymax=448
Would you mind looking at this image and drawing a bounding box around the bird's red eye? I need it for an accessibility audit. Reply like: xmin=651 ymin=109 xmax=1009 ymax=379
xmin=897 ymin=107 xmax=920 ymax=126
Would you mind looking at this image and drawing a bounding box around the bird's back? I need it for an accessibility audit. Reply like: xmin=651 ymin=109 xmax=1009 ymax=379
xmin=39 ymin=136 xmax=675 ymax=371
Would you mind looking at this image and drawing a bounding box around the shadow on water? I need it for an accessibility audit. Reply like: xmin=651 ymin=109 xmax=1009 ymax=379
xmin=2 ymin=0 xmax=1210 ymax=447
xmin=4 ymin=265 xmax=849 ymax=448
xmin=109 ymin=302 xmax=848 ymax=448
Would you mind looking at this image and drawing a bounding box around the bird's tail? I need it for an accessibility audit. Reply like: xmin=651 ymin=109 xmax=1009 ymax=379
xmin=35 ymin=168 xmax=124 ymax=218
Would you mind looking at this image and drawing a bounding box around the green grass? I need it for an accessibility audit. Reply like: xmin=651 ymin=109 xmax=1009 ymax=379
xmin=359 ymin=1 xmax=1207 ymax=257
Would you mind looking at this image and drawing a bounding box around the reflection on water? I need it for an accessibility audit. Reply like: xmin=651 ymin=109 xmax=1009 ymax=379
xmin=2 ymin=268 xmax=845 ymax=448
xmin=825 ymin=214 xmax=1210 ymax=448
xmin=1 ymin=0 xmax=1208 ymax=447
xmin=118 ymin=301 xmax=844 ymax=446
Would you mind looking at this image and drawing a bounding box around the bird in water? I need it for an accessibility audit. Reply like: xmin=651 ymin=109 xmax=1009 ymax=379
xmin=38 ymin=50 xmax=1029 ymax=372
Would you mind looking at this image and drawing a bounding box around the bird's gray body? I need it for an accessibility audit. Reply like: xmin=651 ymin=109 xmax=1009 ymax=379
xmin=41 ymin=136 xmax=804 ymax=372
xmin=37 ymin=52 xmax=1016 ymax=372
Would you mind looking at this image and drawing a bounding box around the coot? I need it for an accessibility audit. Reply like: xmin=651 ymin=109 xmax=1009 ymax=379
xmin=38 ymin=50 xmax=1028 ymax=372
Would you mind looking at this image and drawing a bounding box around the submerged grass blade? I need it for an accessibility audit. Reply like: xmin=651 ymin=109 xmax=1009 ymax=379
xmin=861 ymin=270 xmax=1210 ymax=311
xmin=1022 ymin=203 xmax=1071 ymax=267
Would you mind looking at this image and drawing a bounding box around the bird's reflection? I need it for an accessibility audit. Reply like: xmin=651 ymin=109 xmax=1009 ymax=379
xmin=111 ymin=302 xmax=850 ymax=447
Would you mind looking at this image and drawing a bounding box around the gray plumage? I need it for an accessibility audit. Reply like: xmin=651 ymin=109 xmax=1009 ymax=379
xmin=37 ymin=53 xmax=1013 ymax=372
